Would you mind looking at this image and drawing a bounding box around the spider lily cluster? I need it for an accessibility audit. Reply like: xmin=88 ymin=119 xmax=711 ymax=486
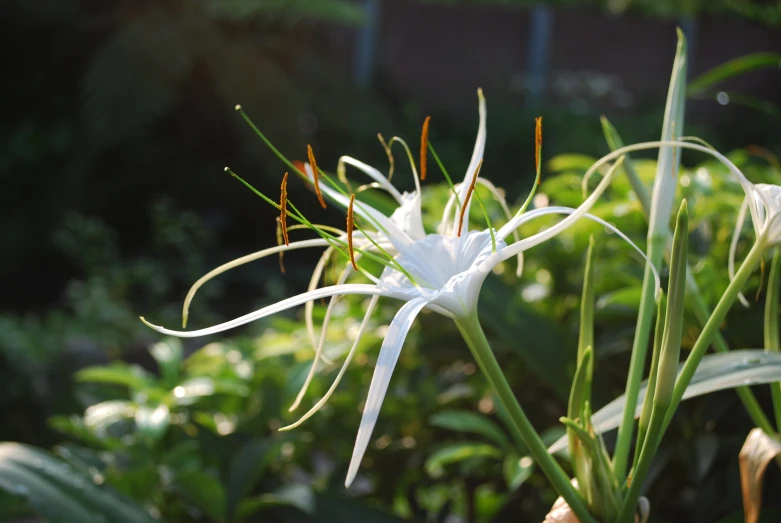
xmin=142 ymin=31 xmax=781 ymax=523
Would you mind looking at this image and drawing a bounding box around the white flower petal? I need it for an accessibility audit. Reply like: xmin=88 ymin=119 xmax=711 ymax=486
xmin=291 ymin=260 xmax=358 ymax=412
xmin=142 ymin=284 xmax=387 ymax=338
xmin=492 ymin=156 xmax=624 ymax=261
xmin=345 ymin=297 xmax=430 ymax=487
xmin=182 ymin=238 xmax=329 ymax=328
xmin=451 ymin=89 xmax=487 ymax=233
xmin=729 ymin=196 xmax=751 ymax=308
xmin=280 ymin=295 xmax=380 ymax=431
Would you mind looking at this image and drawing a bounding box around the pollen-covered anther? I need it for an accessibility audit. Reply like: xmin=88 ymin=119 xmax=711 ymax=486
xmin=535 ymin=116 xmax=543 ymax=181
xmin=420 ymin=116 xmax=431 ymax=181
xmin=275 ymin=217 xmax=286 ymax=273
xmin=280 ymin=172 xmax=290 ymax=246
xmin=347 ymin=193 xmax=358 ymax=271
xmin=307 ymin=144 xmax=327 ymax=209
xmin=458 ymin=159 xmax=484 ymax=236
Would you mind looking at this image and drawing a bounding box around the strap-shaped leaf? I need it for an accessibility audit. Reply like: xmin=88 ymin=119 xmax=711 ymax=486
xmin=550 ymin=350 xmax=781 ymax=453
xmin=0 ymin=442 xmax=156 ymax=523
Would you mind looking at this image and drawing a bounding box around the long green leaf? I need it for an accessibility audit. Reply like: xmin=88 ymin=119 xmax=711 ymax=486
xmin=688 ymin=53 xmax=781 ymax=95
xmin=0 ymin=443 xmax=156 ymax=523
xmin=549 ymin=350 xmax=781 ymax=453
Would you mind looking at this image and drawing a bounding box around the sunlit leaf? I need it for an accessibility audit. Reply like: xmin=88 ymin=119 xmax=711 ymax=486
xmin=549 ymin=350 xmax=781 ymax=453
xmin=150 ymin=338 xmax=183 ymax=387
xmin=76 ymin=363 xmax=154 ymax=391
xmin=739 ymin=428 xmax=781 ymax=523
xmin=134 ymin=404 xmax=170 ymax=442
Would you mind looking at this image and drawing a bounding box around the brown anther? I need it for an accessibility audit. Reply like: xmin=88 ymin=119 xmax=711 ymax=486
xmin=420 ymin=116 xmax=431 ymax=181
xmin=275 ymin=217 xmax=286 ymax=273
xmin=535 ymin=116 xmax=543 ymax=182
xmin=457 ymin=159 xmax=483 ymax=237
xmin=279 ymin=172 xmax=290 ymax=246
xmin=347 ymin=194 xmax=358 ymax=271
xmin=307 ymin=144 xmax=327 ymax=209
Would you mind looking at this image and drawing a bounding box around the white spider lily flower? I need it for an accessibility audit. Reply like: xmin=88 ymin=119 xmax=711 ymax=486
xmin=730 ymin=182 xmax=781 ymax=306
xmin=141 ymin=91 xmax=659 ymax=488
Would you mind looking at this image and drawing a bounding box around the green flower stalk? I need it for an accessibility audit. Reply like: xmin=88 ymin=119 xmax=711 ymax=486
xmin=618 ymin=199 xmax=689 ymax=523
xmin=614 ymin=28 xmax=687 ymax=480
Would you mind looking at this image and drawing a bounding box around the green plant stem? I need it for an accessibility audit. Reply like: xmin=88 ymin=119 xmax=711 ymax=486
xmin=613 ymin=235 xmax=665 ymax=481
xmin=687 ymin=271 xmax=776 ymax=434
xmin=455 ymin=313 xmax=597 ymax=523
xmin=663 ymin=238 xmax=767 ymax=431
xmin=617 ymin=408 xmax=666 ymax=523
xmin=765 ymin=248 xmax=781 ymax=431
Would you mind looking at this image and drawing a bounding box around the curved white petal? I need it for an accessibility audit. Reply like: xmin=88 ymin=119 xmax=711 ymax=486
xmin=452 ymin=89 xmax=487 ymax=234
xmin=490 ymin=157 xmax=625 ymax=264
xmin=345 ymin=297 xmax=430 ymax=487
xmin=142 ymin=284 xmax=387 ymax=338
xmin=290 ymin=260 xmax=358 ymax=412
xmin=729 ymin=196 xmax=751 ymax=308
xmin=494 ymin=206 xmax=661 ymax=297
xmin=280 ymin=295 xmax=380 ymax=431
xmin=390 ymin=192 xmax=426 ymax=240
xmin=475 ymin=178 xmax=523 ymax=276
xmin=182 ymin=238 xmax=330 ymax=328
xmin=338 ymin=156 xmax=404 ymax=203
xmin=305 ymin=247 xmax=336 ymax=357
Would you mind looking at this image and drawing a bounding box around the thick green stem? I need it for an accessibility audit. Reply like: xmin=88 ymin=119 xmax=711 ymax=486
xmin=455 ymin=313 xmax=597 ymax=523
xmin=613 ymin=235 xmax=665 ymax=481
xmin=687 ymin=272 xmax=776 ymax=434
xmin=617 ymin=408 xmax=666 ymax=523
xmin=765 ymin=248 xmax=781 ymax=431
xmin=663 ymin=239 xmax=767 ymax=432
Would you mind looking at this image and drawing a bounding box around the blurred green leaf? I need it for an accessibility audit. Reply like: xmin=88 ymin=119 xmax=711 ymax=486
xmin=76 ymin=363 xmax=154 ymax=391
xmin=429 ymin=409 xmax=511 ymax=450
xmin=149 ymin=338 xmax=183 ymax=388
xmin=226 ymin=439 xmax=284 ymax=520
xmin=550 ymin=350 xmax=781 ymax=453
xmin=425 ymin=442 xmax=502 ymax=477
xmin=502 ymin=454 xmax=534 ymax=491
xmin=688 ymin=53 xmax=781 ymax=95
xmin=236 ymin=483 xmax=314 ymax=520
xmin=0 ymin=443 xmax=156 ymax=523
xmin=175 ymin=469 xmax=227 ymax=523
xmin=134 ymin=404 xmax=170 ymax=442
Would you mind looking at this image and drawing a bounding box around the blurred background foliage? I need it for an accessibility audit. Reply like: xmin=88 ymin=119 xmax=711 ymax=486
xmin=2 ymin=0 xmax=781 ymax=521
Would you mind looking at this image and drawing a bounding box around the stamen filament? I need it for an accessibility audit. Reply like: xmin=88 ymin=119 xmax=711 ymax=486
xmin=428 ymin=142 xmax=462 ymax=208
xmin=280 ymin=172 xmax=290 ymax=246
xmin=308 ymin=145 xmax=327 ymax=209
xmin=535 ymin=116 xmax=543 ymax=183
xmin=420 ymin=116 xmax=431 ymax=181
xmin=377 ymin=133 xmax=396 ymax=181
xmin=347 ymin=194 xmax=358 ymax=271
xmin=275 ymin=217 xmax=286 ymax=273
xmin=458 ymin=159 xmax=483 ymax=236
xmin=472 ymin=187 xmax=497 ymax=253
